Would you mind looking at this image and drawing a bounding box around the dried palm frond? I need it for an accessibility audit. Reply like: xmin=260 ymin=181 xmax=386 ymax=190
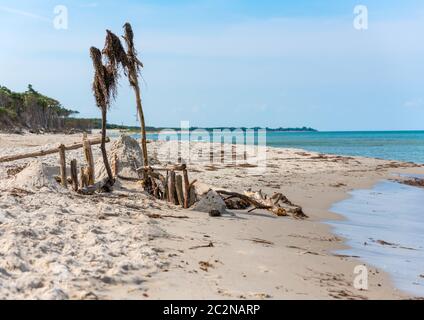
xmin=90 ymin=46 xmax=117 ymax=109
xmin=102 ymin=30 xmax=129 ymax=80
xmin=122 ymin=22 xmax=143 ymax=87
xmin=89 ymin=46 xmax=116 ymax=186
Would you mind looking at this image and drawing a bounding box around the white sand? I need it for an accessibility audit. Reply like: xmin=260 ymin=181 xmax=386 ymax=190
xmin=0 ymin=132 xmax=423 ymax=300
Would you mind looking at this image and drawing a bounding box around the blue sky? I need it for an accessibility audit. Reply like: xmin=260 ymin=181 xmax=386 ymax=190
xmin=0 ymin=0 xmax=424 ymax=130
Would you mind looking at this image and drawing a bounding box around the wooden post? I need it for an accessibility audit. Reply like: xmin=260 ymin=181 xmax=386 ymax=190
xmin=70 ymin=159 xmax=79 ymax=192
xmin=189 ymin=185 xmax=197 ymax=207
xmin=148 ymin=170 xmax=159 ymax=198
xmin=182 ymin=169 xmax=190 ymax=208
xmin=164 ymin=171 xmax=169 ymax=201
xmin=82 ymin=133 xmax=95 ymax=185
xmin=175 ymin=174 xmax=184 ymax=207
xmin=112 ymin=153 xmax=118 ymax=178
xmin=58 ymin=144 xmax=67 ymax=188
xmin=80 ymin=167 xmax=87 ymax=189
xmin=168 ymin=170 xmax=177 ymax=205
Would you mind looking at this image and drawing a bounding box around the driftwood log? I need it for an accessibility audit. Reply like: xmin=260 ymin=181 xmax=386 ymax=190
xmin=78 ymin=177 xmax=114 ymax=195
xmin=0 ymin=137 xmax=110 ymax=163
xmin=216 ymin=190 xmax=307 ymax=219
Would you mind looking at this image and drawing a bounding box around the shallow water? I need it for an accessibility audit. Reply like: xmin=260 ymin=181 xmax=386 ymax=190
xmin=328 ymin=180 xmax=424 ymax=297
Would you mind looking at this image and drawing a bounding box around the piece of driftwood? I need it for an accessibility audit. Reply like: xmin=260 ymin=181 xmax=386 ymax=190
xmin=70 ymin=159 xmax=79 ymax=192
xmin=151 ymin=174 xmax=159 ymax=198
xmin=247 ymin=238 xmax=274 ymax=246
xmin=82 ymin=133 xmax=95 ymax=185
xmin=216 ymin=190 xmax=273 ymax=210
xmin=182 ymin=169 xmax=190 ymax=209
xmin=189 ymin=185 xmax=197 ymax=207
xmin=80 ymin=167 xmax=89 ymax=189
xmin=189 ymin=242 xmax=214 ymax=250
xmin=78 ymin=177 xmax=114 ymax=195
xmin=224 ymin=196 xmax=250 ymax=210
xmin=216 ymin=190 xmax=307 ymax=219
xmin=163 ymin=171 xmax=169 ymax=201
xmin=246 ymin=190 xmax=307 ymax=219
xmin=146 ymin=213 xmax=189 ymax=219
xmin=175 ymin=174 xmax=184 ymax=207
xmin=0 ymin=137 xmax=110 ymax=163
xmin=112 ymin=154 xmax=118 ymax=177
xmin=168 ymin=170 xmax=177 ymax=204
xmin=58 ymin=144 xmax=67 ymax=188
xmin=137 ymin=164 xmax=187 ymax=172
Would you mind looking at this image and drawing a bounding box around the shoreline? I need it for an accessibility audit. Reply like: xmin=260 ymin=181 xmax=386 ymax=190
xmin=328 ymin=178 xmax=424 ymax=297
xmin=1 ymin=132 xmax=423 ymax=299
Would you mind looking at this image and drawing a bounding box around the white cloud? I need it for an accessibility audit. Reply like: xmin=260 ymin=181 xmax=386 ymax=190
xmin=403 ymin=98 xmax=423 ymax=108
xmin=0 ymin=5 xmax=50 ymax=22
xmin=79 ymin=3 xmax=98 ymax=8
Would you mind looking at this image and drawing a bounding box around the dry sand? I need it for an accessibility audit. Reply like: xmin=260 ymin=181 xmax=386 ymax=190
xmin=0 ymin=132 xmax=423 ymax=300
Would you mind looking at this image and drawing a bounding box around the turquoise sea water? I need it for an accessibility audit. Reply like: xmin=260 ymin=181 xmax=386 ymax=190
xmin=143 ymin=131 xmax=424 ymax=164
xmin=329 ymin=181 xmax=424 ymax=297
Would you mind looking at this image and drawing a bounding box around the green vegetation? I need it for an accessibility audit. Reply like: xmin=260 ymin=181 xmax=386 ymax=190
xmin=0 ymin=85 xmax=79 ymax=132
xmin=0 ymin=84 xmax=78 ymax=118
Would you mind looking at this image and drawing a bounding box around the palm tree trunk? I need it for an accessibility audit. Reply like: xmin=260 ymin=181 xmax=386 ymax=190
xmin=133 ymin=82 xmax=149 ymax=168
xmin=101 ymin=107 xmax=114 ymax=183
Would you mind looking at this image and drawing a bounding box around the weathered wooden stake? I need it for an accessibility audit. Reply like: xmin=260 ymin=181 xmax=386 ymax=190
xmin=70 ymin=159 xmax=79 ymax=191
xmin=189 ymin=185 xmax=197 ymax=207
xmin=175 ymin=174 xmax=184 ymax=207
xmin=82 ymin=133 xmax=95 ymax=185
xmin=112 ymin=153 xmax=118 ymax=177
xmin=168 ymin=170 xmax=177 ymax=204
xmin=164 ymin=171 xmax=169 ymax=201
xmin=80 ymin=167 xmax=88 ymax=189
xmin=59 ymin=144 xmax=67 ymax=188
xmin=182 ymin=169 xmax=190 ymax=208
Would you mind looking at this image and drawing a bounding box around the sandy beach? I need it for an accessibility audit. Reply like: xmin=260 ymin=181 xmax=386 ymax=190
xmin=1 ymin=132 xmax=423 ymax=300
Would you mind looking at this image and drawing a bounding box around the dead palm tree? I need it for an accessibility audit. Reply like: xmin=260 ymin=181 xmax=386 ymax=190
xmin=89 ymin=46 xmax=116 ymax=186
xmin=122 ymin=22 xmax=149 ymax=169
xmin=102 ymin=25 xmax=148 ymax=167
